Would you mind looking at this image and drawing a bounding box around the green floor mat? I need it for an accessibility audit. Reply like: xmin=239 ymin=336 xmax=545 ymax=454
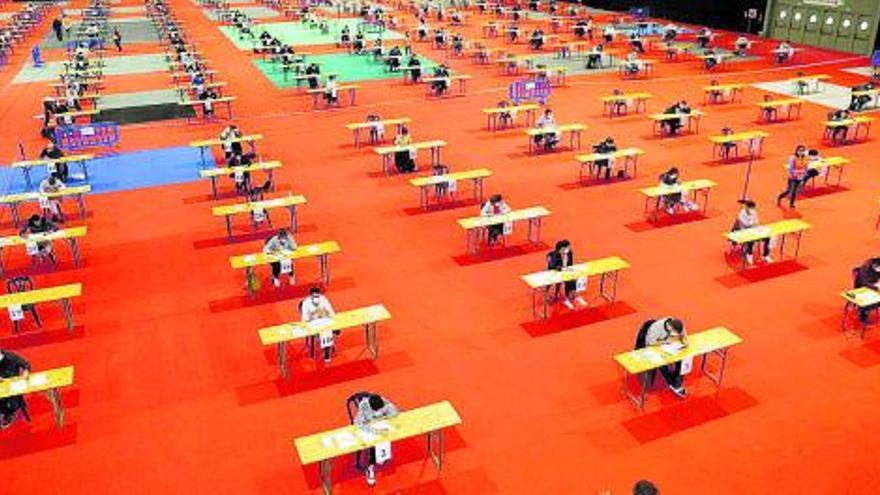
xmin=219 ymin=19 xmax=403 ymax=50
xmin=14 ymin=53 xmax=169 ymax=83
xmin=99 ymin=103 xmax=195 ymax=125
xmin=254 ymin=52 xmax=437 ymax=87
xmin=204 ymin=6 xmax=279 ymax=21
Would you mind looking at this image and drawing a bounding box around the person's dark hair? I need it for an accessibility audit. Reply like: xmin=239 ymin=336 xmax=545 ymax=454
xmin=664 ymin=318 xmax=684 ymax=334
xmin=368 ymin=394 xmax=385 ymax=411
xmin=555 ymin=239 xmax=570 ymax=251
xmin=871 ymin=257 xmax=880 ymax=268
xmin=633 ymin=479 xmax=659 ymax=495
xmin=29 ymin=214 xmax=41 ymax=223
xmin=808 ymin=149 xmax=819 ymax=156
xmin=309 ymin=286 xmax=322 ymax=296
xmin=490 ymin=194 xmax=502 ymax=203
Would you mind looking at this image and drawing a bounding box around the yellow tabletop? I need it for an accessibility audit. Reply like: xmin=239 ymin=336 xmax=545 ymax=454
xmin=726 ymin=219 xmax=811 ymax=244
xmin=458 ymin=206 xmax=551 ymax=229
xmin=0 ymin=185 xmax=91 ymax=203
xmin=575 ymin=147 xmax=644 ymax=163
xmin=375 ymin=140 xmax=447 ymax=155
xmin=525 ymin=123 xmax=586 ymax=136
xmin=601 ymin=92 xmax=652 ymax=102
xmin=11 ymin=154 xmax=94 ymax=169
xmin=785 ymin=156 xmax=850 ymax=171
xmin=521 ymin=256 xmax=630 ymax=289
xmin=410 ymin=168 xmax=492 ymax=187
xmin=704 ymin=83 xmax=746 ymax=92
xmin=229 ymin=241 xmax=340 ymax=269
xmin=346 ymin=118 xmax=412 ymax=130
xmin=294 ymin=401 xmax=462 ymax=465
xmin=212 ymin=195 xmax=306 ymax=217
xmin=823 ymin=116 xmax=875 ymax=127
xmin=614 ymin=327 xmax=742 ymax=374
xmin=482 ymin=103 xmax=539 ymax=115
xmin=180 ymin=96 xmax=236 ymax=106
xmin=790 ymin=74 xmax=831 ymax=82
xmin=709 ymin=130 xmax=769 ymax=144
xmin=649 ymin=110 xmax=705 ymax=121
xmin=842 ymin=287 xmax=880 ymax=308
xmin=259 ymin=304 xmax=390 ymax=345
xmin=0 ymin=366 xmax=74 ymax=400
xmin=189 ymin=134 xmax=263 ymax=148
xmin=757 ymin=98 xmax=803 ymax=108
xmin=0 ymin=226 xmax=87 ymax=248
xmin=0 ymin=283 xmax=82 ymax=309
xmin=640 ymin=179 xmax=717 ymax=198
xmin=199 ymin=160 xmax=281 ymax=178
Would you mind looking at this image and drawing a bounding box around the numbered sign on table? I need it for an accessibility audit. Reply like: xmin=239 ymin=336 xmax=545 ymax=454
xmin=319 ymin=331 xmax=334 ymax=349
xmin=38 ymin=195 xmax=51 ymax=210
xmin=503 ymin=222 xmax=513 ymax=235
xmin=375 ymin=441 xmax=393 ymax=465
xmin=25 ymin=241 xmax=39 ymax=256
xmin=47 ymin=162 xmax=57 ymax=174
xmin=252 ymin=207 xmax=266 ymax=223
xmin=680 ymin=356 xmax=694 ymax=376
xmin=280 ymin=258 xmax=293 ymax=274
xmin=447 ymin=179 xmax=457 ymax=192
xmin=234 ymin=170 xmax=244 ymax=182
xmin=8 ymin=304 xmax=24 ymax=322
xmin=576 ymin=277 xmax=587 ymax=293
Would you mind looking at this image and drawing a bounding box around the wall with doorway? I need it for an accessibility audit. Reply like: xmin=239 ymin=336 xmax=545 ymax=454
xmin=764 ymin=0 xmax=880 ymax=54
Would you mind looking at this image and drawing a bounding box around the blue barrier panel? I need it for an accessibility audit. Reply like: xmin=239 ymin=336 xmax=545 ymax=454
xmin=55 ymin=122 xmax=120 ymax=152
xmin=509 ymin=78 xmax=552 ymax=105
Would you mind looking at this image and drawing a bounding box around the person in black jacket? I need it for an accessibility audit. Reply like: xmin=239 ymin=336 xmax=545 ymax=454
xmin=854 ymin=257 xmax=880 ymax=324
xmin=591 ymin=137 xmax=618 ymax=180
xmin=547 ymin=240 xmax=586 ymax=309
xmin=849 ymin=82 xmax=874 ymax=112
xmin=39 ymin=141 xmax=69 ymax=182
xmin=20 ymin=213 xmax=60 ymax=262
xmin=0 ymin=349 xmax=31 ymax=429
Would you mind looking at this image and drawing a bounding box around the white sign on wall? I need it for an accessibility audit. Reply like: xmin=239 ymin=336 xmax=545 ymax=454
xmin=802 ymin=0 xmax=843 ymax=7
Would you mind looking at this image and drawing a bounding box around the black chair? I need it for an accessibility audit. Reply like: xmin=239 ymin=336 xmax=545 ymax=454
xmin=346 ymin=391 xmax=373 ymax=471
xmin=634 ymin=319 xmax=656 ymax=388
xmin=6 ymin=276 xmax=42 ymax=333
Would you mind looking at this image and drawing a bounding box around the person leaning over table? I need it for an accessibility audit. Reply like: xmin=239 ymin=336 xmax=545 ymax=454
xmin=300 ymin=287 xmax=336 ymax=363
xmin=546 ymin=239 xmax=586 ymax=310
xmin=635 ymin=317 xmax=689 ymax=399
xmin=263 ymin=229 xmax=297 ymax=288
xmin=661 ymin=100 xmax=691 ymax=136
xmin=591 ymin=136 xmax=618 ymax=180
xmin=351 ymin=392 xmax=399 ymax=487
xmin=39 ymin=141 xmax=69 ymax=183
xmin=38 ymin=173 xmax=66 ymax=223
xmin=20 ymin=213 xmax=60 ymax=263
xmin=827 ymin=108 xmax=852 ymax=145
xmin=657 ymin=167 xmax=697 ymax=214
xmin=0 ymin=349 xmax=31 ymax=429
xmin=853 ymin=257 xmax=880 ymax=325
xmin=480 ymin=193 xmax=511 ymax=245
xmin=219 ymin=124 xmax=244 ymax=160
xmin=731 ymin=199 xmax=771 ymax=266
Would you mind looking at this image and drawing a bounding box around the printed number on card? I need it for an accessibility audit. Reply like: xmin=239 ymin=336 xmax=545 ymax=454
xmin=319 ymin=331 xmax=334 ymax=349
xmin=8 ymin=305 xmax=24 ymax=322
xmin=375 ymin=441 xmax=392 ymax=465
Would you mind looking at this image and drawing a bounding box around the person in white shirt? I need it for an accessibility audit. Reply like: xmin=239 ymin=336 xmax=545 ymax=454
xmin=603 ymin=24 xmax=615 ymax=43
xmin=350 ymin=392 xmax=399 ymax=486
xmin=324 ymin=74 xmax=339 ymax=105
xmin=300 ymin=287 xmax=336 ymax=362
xmin=731 ymin=200 xmax=771 ymax=265
xmin=635 ymin=317 xmax=688 ymax=398
xmin=219 ymin=124 xmax=244 ymax=159
xmin=263 ymin=229 xmax=297 ymax=287
xmin=775 ymin=41 xmax=794 ymax=63
xmin=734 ymin=35 xmax=750 ymax=56
xmin=533 ymin=108 xmax=559 ymax=151
xmin=480 ymin=194 xmax=511 ymax=245
xmin=38 ymin=174 xmax=65 ymax=222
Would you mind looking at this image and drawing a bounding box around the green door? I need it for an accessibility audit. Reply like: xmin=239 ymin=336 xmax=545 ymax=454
xmin=803 ymin=8 xmax=821 ymax=45
xmin=853 ymin=15 xmax=873 ymax=54
xmin=772 ymin=4 xmax=792 ymax=40
xmin=836 ymin=13 xmax=854 ymax=52
xmin=818 ymin=10 xmax=838 ymax=49
xmin=789 ymin=6 xmax=805 ymax=42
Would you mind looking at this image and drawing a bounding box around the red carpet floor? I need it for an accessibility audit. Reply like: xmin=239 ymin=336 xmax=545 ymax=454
xmin=1 ymin=0 xmax=879 ymax=493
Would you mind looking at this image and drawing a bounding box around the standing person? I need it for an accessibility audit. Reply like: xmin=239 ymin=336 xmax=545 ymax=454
xmin=480 ymin=194 xmax=511 ymax=245
xmin=546 ymin=240 xmax=586 ymax=310
xmin=776 ymin=145 xmax=809 ymax=209
xmin=263 ymin=229 xmax=297 ymax=288
xmin=52 ymin=17 xmax=63 ymax=42
xmin=112 ymin=28 xmax=122 ymax=51
xmin=0 ymin=349 xmax=31 ymax=429
xmin=300 ymin=287 xmax=336 ymax=362
xmin=62 ymin=15 xmax=73 ymax=40
xmin=351 ymin=392 xmax=399 ymax=486
xmin=635 ymin=317 xmax=689 ymax=398
xmin=731 ymin=200 xmax=772 ymax=266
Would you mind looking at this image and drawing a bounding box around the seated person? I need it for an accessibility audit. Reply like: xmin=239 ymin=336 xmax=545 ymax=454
xmin=433 ymin=28 xmax=447 ymax=47
xmin=657 ymin=167 xmax=697 ymax=214
xmin=849 ymin=82 xmax=875 ymax=112
xmin=717 ymin=127 xmax=737 ymax=160
xmin=393 ymin=126 xmax=416 ymax=173
xmin=480 ymin=194 xmax=512 ymax=245
xmin=370 ymin=38 xmax=383 ymax=59
xmin=497 ymin=100 xmax=514 ymax=128
xmin=417 ymin=19 xmax=428 ymax=41
xmin=431 ymin=162 xmax=451 ymax=198
xmin=366 ymin=113 xmax=385 ymax=143
xmin=629 ymin=32 xmax=644 ymax=53
xmin=430 ymin=64 xmax=451 ymax=95
xmin=706 ymin=78 xmax=724 ymax=104
xmin=508 ymin=24 xmax=520 ymax=43
xmin=574 ymin=20 xmax=588 ymax=39
xmin=761 ymin=94 xmax=778 ymax=121
xmin=775 ymin=41 xmax=794 ymax=63
xmin=602 ymin=24 xmax=614 ymax=43
xmin=263 ymin=229 xmax=297 ymax=287
xmin=623 ymin=51 xmax=642 ymax=76
xmin=0 ymin=349 xmax=31 ymax=429
xmin=703 ymin=49 xmax=722 ymax=71
xmin=662 ymin=23 xmax=678 ymax=42
xmin=547 ymin=239 xmax=587 ymax=309
xmin=197 ymin=88 xmax=218 ymax=117
xmin=854 ymin=257 xmax=880 ymax=325
xmin=227 ymin=152 xmax=254 ymax=193
xmin=300 ymin=287 xmax=336 ymax=363
xmin=352 ymin=33 xmax=365 ymax=54
xmin=351 ymin=393 xmax=399 ymax=486
xmin=661 ymin=100 xmax=692 ymax=135
xmin=39 ymin=141 xmax=68 ymax=182
xmin=323 ymin=74 xmax=339 ymax=105
xmin=696 ymin=27 xmax=713 ymax=48
xmin=731 ymin=199 xmax=771 ymax=265
xmin=533 ymin=108 xmax=559 ymax=151
xmin=451 ymin=34 xmax=464 ymax=55
xmin=38 ymin=173 xmax=66 ymax=223
xmin=734 ymin=35 xmax=750 ymax=56
xmin=827 ymin=108 xmax=852 ymax=144
xmin=386 ymin=46 xmax=402 ymax=70
xmin=586 ymin=43 xmax=604 ymax=69
xmin=634 ymin=317 xmax=689 ymax=398
xmin=529 ymin=29 xmax=545 ymax=50
xmin=339 ymin=26 xmax=351 ymax=45
xmin=19 ymin=213 xmax=59 ymax=263
xmin=406 ymin=56 xmax=422 ymax=82
xmin=219 ymin=124 xmax=244 ymax=159
xmin=304 ymin=63 xmax=321 ymax=89
xmin=608 ymin=89 xmax=629 ymax=115
xmin=591 ymin=136 xmax=618 ymax=179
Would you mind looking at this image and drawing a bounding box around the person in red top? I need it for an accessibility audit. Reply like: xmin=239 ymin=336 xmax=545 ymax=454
xmin=776 ymin=144 xmax=809 ymax=209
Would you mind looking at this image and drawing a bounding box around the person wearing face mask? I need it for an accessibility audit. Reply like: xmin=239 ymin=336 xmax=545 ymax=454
xmin=546 ymin=240 xmax=587 ymax=310
xmin=658 ymin=167 xmax=696 ymax=215
xmin=635 ymin=317 xmax=689 ymax=399
xmin=591 ymin=137 xmax=618 ymax=180
xmin=776 ymin=145 xmax=809 ymax=209
xmin=480 ymin=194 xmax=512 ymax=245
xmin=264 ymin=229 xmax=297 ymax=288
xmin=299 ymin=287 xmax=337 ymax=363
xmin=854 ymin=257 xmax=880 ymax=325
xmin=732 ymin=200 xmax=772 ymax=266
